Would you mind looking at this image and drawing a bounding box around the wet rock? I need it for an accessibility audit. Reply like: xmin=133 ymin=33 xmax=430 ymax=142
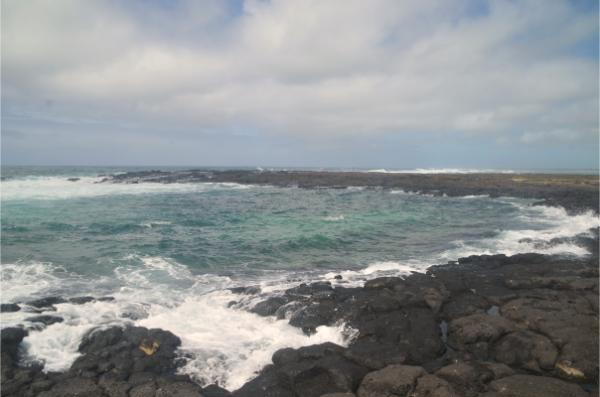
xmin=67 ymin=178 xmax=80 ymax=182
xmin=202 ymin=384 xmax=233 ymax=397
xmin=493 ymin=330 xmax=558 ymax=372
xmin=356 ymin=364 xmax=425 ymax=397
xmin=72 ymin=326 xmax=181 ymax=380
xmin=69 ymin=296 xmax=97 ymax=304
xmin=321 ymin=393 xmax=355 ymax=397
xmin=1 ymin=327 xmax=28 ymax=360
xmin=250 ymin=296 xmax=288 ymax=316
xmin=286 ymin=281 xmax=333 ymax=298
xmin=25 ymin=315 xmax=64 ymax=326
xmin=1 ymin=303 xmax=21 ymax=312
xmin=488 ymin=374 xmax=587 ymax=397
xmin=229 ymin=286 xmax=261 ymax=295
xmin=26 ymin=296 xmax=66 ymax=308
xmin=289 ymin=300 xmax=338 ymax=334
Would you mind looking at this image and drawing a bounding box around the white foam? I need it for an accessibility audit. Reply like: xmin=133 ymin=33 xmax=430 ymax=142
xmin=323 ymin=214 xmax=345 ymax=221
xmin=441 ymin=205 xmax=598 ymax=259
xmin=1 ymin=176 xmax=254 ymax=201
xmin=137 ymin=291 xmax=354 ymax=390
xmin=140 ymin=220 xmax=172 ymax=228
xmin=323 ymin=260 xmax=429 ymax=287
xmin=389 ymin=189 xmax=435 ymax=197
xmin=0 ymin=262 xmax=64 ymax=303
xmin=21 ymin=301 xmax=129 ymax=372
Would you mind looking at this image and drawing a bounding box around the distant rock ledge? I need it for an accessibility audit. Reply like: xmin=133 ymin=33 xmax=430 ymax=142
xmin=101 ymin=169 xmax=599 ymax=214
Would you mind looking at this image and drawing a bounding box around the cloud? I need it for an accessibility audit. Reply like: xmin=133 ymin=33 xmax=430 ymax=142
xmin=1 ymin=0 xmax=598 ymax=165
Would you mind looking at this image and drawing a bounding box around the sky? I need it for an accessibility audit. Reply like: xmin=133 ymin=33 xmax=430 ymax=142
xmin=1 ymin=0 xmax=599 ymax=169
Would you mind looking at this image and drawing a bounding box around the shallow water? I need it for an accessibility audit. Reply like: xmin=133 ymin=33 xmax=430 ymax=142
xmin=1 ymin=166 xmax=597 ymax=389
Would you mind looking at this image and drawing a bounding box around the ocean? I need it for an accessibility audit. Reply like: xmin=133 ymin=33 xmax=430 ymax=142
xmin=1 ymin=166 xmax=597 ymax=389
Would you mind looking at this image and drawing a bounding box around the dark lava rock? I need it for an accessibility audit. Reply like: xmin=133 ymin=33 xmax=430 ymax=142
xmin=356 ymin=364 xmax=425 ymax=397
xmin=413 ymin=374 xmax=455 ymax=397
xmin=155 ymin=381 xmax=205 ymax=396
xmin=229 ymin=286 xmax=261 ymax=295
xmin=71 ymin=326 xmax=182 ymax=380
xmin=488 ymin=374 xmax=588 ymax=397
xmin=25 ymin=315 xmax=64 ymax=326
xmin=285 ymin=281 xmax=333 ymax=299
xmin=1 ymin=327 xmax=28 ymax=361
xmin=0 ymin=303 xmax=21 ymax=312
xmin=25 ymin=296 xmax=66 ymax=309
xmin=234 ymin=343 xmax=368 ymax=397
xmin=250 ymin=296 xmax=289 ymax=317
xmin=349 ymin=307 xmax=444 ymax=366
xmin=289 ymin=300 xmax=338 ymax=334
xmin=493 ymin=330 xmax=558 ymax=372
xmin=447 ymin=313 xmax=516 ymax=360
xmin=69 ymin=296 xmax=97 ymax=304
xmin=67 ymin=177 xmax=81 ymax=182
xmin=434 ymin=361 xmax=494 ymax=396
xmin=37 ymin=377 xmax=104 ymax=397
xmin=202 ymin=384 xmax=233 ymax=397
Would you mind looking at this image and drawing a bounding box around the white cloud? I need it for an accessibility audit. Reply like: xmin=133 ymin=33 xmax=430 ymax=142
xmin=1 ymin=0 xmax=598 ymax=146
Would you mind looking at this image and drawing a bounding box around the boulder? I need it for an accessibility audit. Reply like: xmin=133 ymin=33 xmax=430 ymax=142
xmin=25 ymin=315 xmax=64 ymax=326
xmin=235 ymin=343 xmax=368 ymax=397
xmin=357 ymin=365 xmax=425 ymax=397
xmin=413 ymin=374 xmax=455 ymax=397
xmin=447 ymin=314 xmax=516 ymax=359
xmin=493 ymin=330 xmax=558 ymax=372
xmin=25 ymin=296 xmax=66 ymax=309
xmin=1 ymin=303 xmax=21 ymax=312
xmin=250 ymin=297 xmax=288 ymax=317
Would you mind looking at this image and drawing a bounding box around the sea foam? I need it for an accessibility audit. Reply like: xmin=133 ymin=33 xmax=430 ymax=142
xmin=1 ymin=176 xmax=252 ymax=201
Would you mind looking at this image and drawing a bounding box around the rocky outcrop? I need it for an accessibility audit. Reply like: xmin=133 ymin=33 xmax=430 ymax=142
xmin=234 ymin=343 xmax=368 ymax=397
xmin=2 ymin=251 xmax=597 ymax=396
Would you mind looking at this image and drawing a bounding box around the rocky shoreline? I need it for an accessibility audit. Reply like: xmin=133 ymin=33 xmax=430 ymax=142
xmin=2 ymin=242 xmax=598 ymax=396
xmin=2 ymin=171 xmax=598 ymax=396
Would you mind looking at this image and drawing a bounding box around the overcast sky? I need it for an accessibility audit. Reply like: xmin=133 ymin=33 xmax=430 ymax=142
xmin=2 ymin=0 xmax=598 ymax=169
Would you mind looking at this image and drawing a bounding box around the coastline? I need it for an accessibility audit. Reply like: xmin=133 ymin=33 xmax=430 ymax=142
xmin=1 ymin=171 xmax=598 ymax=397
xmin=105 ymin=170 xmax=599 ymax=214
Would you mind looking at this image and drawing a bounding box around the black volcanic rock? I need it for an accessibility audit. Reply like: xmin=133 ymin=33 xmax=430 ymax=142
xmin=25 ymin=315 xmax=64 ymax=327
xmin=234 ymin=343 xmax=368 ymax=397
xmin=0 ymin=303 xmax=20 ymax=312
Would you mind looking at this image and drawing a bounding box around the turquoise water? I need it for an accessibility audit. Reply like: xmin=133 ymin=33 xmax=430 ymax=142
xmin=1 ymin=166 xmax=543 ymax=278
xmin=0 ymin=166 xmax=596 ymax=388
